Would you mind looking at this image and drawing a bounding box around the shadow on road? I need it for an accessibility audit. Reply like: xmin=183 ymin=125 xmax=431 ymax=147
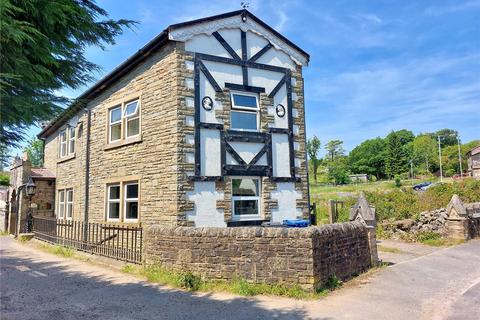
xmin=0 ymin=246 xmax=331 ymax=320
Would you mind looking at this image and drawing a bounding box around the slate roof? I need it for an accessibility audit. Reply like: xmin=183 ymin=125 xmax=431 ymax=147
xmin=31 ymin=168 xmax=56 ymax=180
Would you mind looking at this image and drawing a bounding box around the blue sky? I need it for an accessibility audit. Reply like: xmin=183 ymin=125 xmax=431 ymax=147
xmin=12 ymin=0 xmax=480 ymax=157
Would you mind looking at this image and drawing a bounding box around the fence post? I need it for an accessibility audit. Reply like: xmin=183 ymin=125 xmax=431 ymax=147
xmin=350 ymin=193 xmax=378 ymax=266
xmin=328 ymin=199 xmax=335 ymax=224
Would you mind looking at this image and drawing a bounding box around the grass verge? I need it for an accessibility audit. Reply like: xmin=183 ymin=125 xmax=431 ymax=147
xmin=122 ymin=264 xmax=346 ymax=299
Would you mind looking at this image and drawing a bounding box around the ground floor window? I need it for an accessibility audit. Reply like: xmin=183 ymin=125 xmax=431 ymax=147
xmin=232 ymin=178 xmax=261 ymax=220
xmin=106 ymin=181 xmax=139 ymax=223
xmin=57 ymin=188 xmax=73 ymax=220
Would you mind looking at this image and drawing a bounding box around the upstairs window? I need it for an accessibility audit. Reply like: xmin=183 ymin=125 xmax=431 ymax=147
xmin=108 ymin=99 xmax=140 ymax=143
xmin=230 ymin=92 xmax=259 ymax=131
xmin=59 ymin=126 xmax=75 ymax=158
xmin=68 ymin=127 xmax=76 ymax=154
xmin=60 ymin=130 xmax=68 ymax=157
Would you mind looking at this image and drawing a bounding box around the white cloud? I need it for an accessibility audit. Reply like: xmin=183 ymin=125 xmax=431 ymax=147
xmin=425 ymin=0 xmax=480 ymax=16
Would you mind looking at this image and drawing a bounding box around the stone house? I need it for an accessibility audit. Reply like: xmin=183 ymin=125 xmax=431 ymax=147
xmin=35 ymin=10 xmax=310 ymax=228
xmin=7 ymin=155 xmax=56 ymax=234
xmin=466 ymin=146 xmax=480 ymax=179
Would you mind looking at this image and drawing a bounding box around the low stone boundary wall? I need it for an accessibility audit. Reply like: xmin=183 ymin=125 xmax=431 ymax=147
xmin=144 ymin=221 xmax=372 ymax=291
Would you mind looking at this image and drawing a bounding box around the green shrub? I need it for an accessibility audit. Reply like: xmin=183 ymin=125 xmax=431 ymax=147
xmin=177 ymin=272 xmax=202 ymax=291
xmin=394 ymin=176 xmax=402 ymax=187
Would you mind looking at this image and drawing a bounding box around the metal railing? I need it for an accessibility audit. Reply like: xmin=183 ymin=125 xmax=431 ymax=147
xmin=32 ymin=216 xmax=143 ymax=264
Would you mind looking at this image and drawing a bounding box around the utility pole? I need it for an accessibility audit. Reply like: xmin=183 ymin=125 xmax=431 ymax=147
xmin=410 ymin=159 xmax=414 ymax=185
xmin=437 ymin=135 xmax=443 ymax=183
xmin=456 ymin=134 xmax=463 ymax=178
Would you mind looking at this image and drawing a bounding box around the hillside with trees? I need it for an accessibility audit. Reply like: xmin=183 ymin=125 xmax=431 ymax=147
xmin=309 ymin=128 xmax=479 ymax=185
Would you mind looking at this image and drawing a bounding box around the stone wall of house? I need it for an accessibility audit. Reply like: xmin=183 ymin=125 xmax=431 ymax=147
xmin=30 ymin=180 xmax=56 ymax=218
xmin=144 ymin=221 xmax=371 ymax=290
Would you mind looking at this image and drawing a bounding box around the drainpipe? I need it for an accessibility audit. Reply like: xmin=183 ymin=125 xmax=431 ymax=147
xmin=301 ymin=76 xmax=312 ymax=223
xmin=83 ymin=109 xmax=91 ymax=243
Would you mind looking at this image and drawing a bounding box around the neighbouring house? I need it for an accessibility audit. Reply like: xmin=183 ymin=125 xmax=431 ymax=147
xmin=7 ymin=155 xmax=56 ymax=234
xmin=467 ymin=146 xmax=480 ymax=179
xmin=23 ymin=10 xmax=310 ymax=229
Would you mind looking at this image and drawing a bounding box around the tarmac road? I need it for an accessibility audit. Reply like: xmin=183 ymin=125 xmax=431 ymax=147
xmin=1 ymin=236 xmax=479 ymax=320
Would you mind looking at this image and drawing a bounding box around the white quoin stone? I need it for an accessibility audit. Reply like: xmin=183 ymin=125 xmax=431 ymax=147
xmin=185 ymin=97 xmax=194 ymax=108
xmin=187 ymin=182 xmax=226 ymax=227
xmin=185 ymin=78 xmax=194 ymax=89
xmin=185 ymin=60 xmax=194 ymax=71
xmin=270 ymin=183 xmax=302 ymax=223
xmin=185 ymin=116 xmax=195 ymax=127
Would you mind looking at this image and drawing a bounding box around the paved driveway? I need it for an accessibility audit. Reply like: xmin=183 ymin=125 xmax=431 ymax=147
xmin=1 ymin=236 xmax=479 ymax=320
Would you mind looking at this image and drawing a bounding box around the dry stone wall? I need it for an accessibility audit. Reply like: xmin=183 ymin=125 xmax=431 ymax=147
xmin=144 ymin=221 xmax=372 ymax=291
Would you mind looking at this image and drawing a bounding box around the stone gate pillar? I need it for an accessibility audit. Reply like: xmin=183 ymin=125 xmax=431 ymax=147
xmin=350 ymin=193 xmax=378 ymax=266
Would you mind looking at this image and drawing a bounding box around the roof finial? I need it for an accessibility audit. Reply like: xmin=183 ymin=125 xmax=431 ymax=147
xmin=241 ymin=2 xmax=249 ymax=9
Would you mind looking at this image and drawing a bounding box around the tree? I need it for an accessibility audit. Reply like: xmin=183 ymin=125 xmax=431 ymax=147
xmin=0 ymin=0 xmax=136 ymax=150
xmin=0 ymin=172 xmax=9 ymax=186
xmin=325 ymin=140 xmax=345 ymax=162
xmin=410 ymin=135 xmax=437 ymax=174
xmin=348 ymin=137 xmax=386 ymax=179
xmin=385 ymin=131 xmax=409 ymax=178
xmin=434 ymin=128 xmax=459 ymax=147
xmin=327 ymin=157 xmax=350 ymax=185
xmin=307 ymin=136 xmax=321 ymax=184
xmin=23 ymin=139 xmax=44 ymax=167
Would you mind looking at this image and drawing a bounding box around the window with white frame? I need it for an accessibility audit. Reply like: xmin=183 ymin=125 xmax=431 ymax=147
xmin=231 ymin=178 xmax=261 ymax=220
xmin=60 ymin=130 xmax=68 ymax=157
xmin=124 ymin=100 xmax=140 ymax=138
xmin=124 ymin=183 xmax=139 ymax=221
xmin=108 ymin=99 xmax=140 ymax=143
xmin=106 ymin=182 xmax=139 ymax=223
xmin=68 ymin=127 xmax=76 ymax=154
xmin=66 ymin=189 xmax=73 ymax=220
xmin=59 ymin=126 xmax=76 ymax=158
xmin=230 ymin=92 xmax=259 ymax=131
xmin=107 ymin=184 xmax=121 ymax=221
xmin=58 ymin=190 xmax=65 ymax=219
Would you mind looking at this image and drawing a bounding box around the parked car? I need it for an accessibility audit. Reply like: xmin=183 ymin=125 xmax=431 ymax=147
xmin=413 ymin=182 xmax=432 ymax=191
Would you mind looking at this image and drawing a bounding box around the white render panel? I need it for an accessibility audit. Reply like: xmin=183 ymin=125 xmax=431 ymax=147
xmin=199 ymin=73 xmax=222 ymax=124
xmin=246 ymin=30 xmax=269 ymax=59
xmin=185 ymin=33 xmax=230 ymax=58
xmin=255 ymin=46 xmax=296 ymax=70
xmin=187 ymin=182 xmax=226 ymax=227
xmin=273 ymin=84 xmax=288 ymax=129
xmin=272 ymin=133 xmax=290 ymax=177
xmin=200 ymin=129 xmax=221 ymax=176
xmin=270 ymin=183 xmax=302 ymax=223
xmin=226 ymin=153 xmax=239 ymax=165
xmin=248 ymin=68 xmax=284 ymax=94
xmin=230 ymin=141 xmax=264 ymax=164
xmin=218 ymin=29 xmax=242 ymax=58
xmin=203 ymin=60 xmax=243 ymax=89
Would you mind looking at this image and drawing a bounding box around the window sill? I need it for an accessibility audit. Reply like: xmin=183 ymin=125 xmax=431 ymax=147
xmin=104 ymin=135 xmax=142 ymax=150
xmin=105 ymin=220 xmax=141 ymax=227
xmin=57 ymin=154 xmax=75 ymax=163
